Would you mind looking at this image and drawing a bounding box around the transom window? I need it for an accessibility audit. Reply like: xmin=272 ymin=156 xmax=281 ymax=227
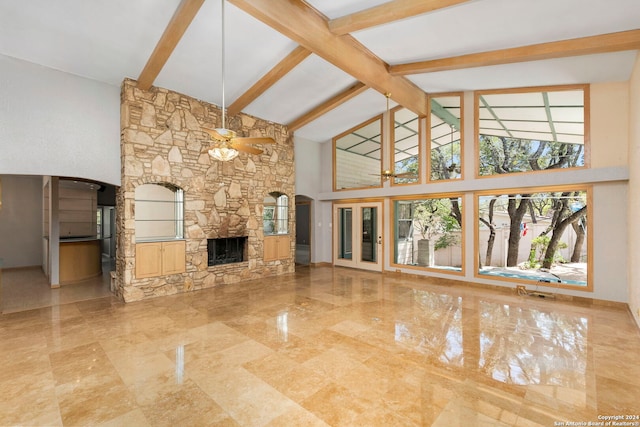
xmin=391 ymin=106 xmax=420 ymax=185
xmin=477 ymin=86 xmax=587 ymax=176
xmin=429 ymin=94 xmax=463 ymax=181
xmin=334 ymin=116 xmax=382 ymax=190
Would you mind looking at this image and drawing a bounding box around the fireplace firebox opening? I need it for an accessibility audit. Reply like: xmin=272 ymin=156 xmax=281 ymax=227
xmin=207 ymin=237 xmax=248 ymax=266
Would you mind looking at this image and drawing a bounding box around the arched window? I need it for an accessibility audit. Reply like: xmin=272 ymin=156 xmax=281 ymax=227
xmin=135 ymin=183 xmax=184 ymax=241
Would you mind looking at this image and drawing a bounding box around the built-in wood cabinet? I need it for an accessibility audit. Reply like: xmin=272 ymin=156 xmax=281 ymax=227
xmin=162 ymin=240 xmax=186 ymax=275
xmin=135 ymin=240 xmax=185 ymax=279
xmin=263 ymin=235 xmax=290 ymax=262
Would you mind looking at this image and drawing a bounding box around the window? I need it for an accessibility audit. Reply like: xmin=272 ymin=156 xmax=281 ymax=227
xmin=393 ymin=196 xmax=463 ymax=273
xmin=476 ymin=187 xmax=590 ymax=290
xmin=264 ymin=192 xmax=288 ymax=235
xmin=135 ymin=183 xmax=184 ymax=241
xmin=477 ymin=86 xmax=587 ymax=176
xmin=334 ymin=116 xmax=382 ymax=190
xmin=428 ymin=94 xmax=463 ymax=181
xmin=391 ymin=106 xmax=420 ymax=184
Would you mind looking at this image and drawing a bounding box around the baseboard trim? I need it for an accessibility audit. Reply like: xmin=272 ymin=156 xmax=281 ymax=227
xmin=310 ymin=262 xmax=332 ymax=268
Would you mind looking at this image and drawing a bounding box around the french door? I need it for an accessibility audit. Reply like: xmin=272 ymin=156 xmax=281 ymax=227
xmin=333 ymin=201 xmax=383 ymax=272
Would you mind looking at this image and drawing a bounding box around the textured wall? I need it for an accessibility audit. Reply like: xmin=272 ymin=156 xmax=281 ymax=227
xmin=0 ymin=55 xmax=121 ymax=185
xmin=0 ymin=175 xmax=43 ymax=268
xmin=116 ymin=79 xmax=295 ymax=302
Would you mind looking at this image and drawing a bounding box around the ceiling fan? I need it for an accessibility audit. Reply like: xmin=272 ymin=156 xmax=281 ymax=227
xmin=444 ymin=124 xmax=460 ymax=175
xmin=370 ymin=94 xmax=417 ymax=181
xmin=373 ymin=169 xmax=418 ymax=181
xmin=202 ymin=0 xmax=274 ymax=161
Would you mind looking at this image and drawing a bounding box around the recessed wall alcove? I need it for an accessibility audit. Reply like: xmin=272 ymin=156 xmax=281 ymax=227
xmin=115 ymin=79 xmax=295 ymax=302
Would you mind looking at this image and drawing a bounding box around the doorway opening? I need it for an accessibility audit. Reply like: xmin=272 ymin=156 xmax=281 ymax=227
xmin=295 ymin=196 xmax=312 ymax=265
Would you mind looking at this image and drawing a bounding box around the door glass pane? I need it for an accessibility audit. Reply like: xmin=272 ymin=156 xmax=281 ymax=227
xmin=338 ymin=208 xmax=352 ymax=260
xmin=361 ymin=207 xmax=377 ymax=263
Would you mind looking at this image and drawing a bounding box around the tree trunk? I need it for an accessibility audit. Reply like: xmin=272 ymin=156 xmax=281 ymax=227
xmin=506 ymin=195 xmax=531 ymax=266
xmin=449 ymin=198 xmax=462 ymax=227
xmin=480 ymin=217 xmax=496 ymax=266
xmin=571 ymin=221 xmax=585 ymax=263
xmin=479 ymin=198 xmax=497 ymax=266
xmin=542 ymin=206 xmax=587 ymax=269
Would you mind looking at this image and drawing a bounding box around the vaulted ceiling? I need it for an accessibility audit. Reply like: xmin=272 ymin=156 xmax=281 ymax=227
xmin=1 ymin=0 xmax=639 ymax=143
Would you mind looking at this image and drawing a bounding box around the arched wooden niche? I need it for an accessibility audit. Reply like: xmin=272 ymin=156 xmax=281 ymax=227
xmin=263 ymin=191 xmax=289 ymax=236
xmin=263 ymin=191 xmax=290 ymax=261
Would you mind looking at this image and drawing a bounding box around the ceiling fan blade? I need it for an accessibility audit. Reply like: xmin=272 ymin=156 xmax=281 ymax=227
xmin=232 ymin=136 xmax=275 ymax=145
xmin=231 ymin=143 xmax=263 ymax=155
xmin=202 ymin=127 xmax=228 ymax=141
xmin=394 ymin=172 xmax=417 ymax=179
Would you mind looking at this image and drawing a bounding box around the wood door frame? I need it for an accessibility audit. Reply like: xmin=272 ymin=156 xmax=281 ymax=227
xmin=333 ymin=200 xmax=383 ymax=272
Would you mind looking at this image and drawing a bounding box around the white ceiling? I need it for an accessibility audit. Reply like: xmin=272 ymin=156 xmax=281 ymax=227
xmin=0 ymin=0 xmax=638 ymax=143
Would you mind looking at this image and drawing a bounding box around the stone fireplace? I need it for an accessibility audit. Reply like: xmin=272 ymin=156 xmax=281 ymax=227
xmin=115 ymin=79 xmax=295 ymax=302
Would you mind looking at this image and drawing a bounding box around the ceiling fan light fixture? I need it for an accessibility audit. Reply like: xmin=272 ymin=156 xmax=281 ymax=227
xmin=209 ymin=143 xmax=239 ymax=161
xmin=203 ymin=0 xmax=274 ymax=162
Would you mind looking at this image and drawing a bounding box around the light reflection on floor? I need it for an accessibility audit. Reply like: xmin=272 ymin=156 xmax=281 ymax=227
xmin=0 ymin=265 xmax=638 ymax=426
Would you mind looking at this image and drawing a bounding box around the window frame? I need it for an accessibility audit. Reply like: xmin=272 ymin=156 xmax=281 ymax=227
xmin=474 ymin=84 xmax=590 ymax=179
xmin=474 ymin=184 xmax=593 ymax=292
xmin=390 ymin=105 xmax=422 ymax=186
xmin=427 ymin=92 xmax=464 ymax=183
xmin=390 ymin=192 xmax=465 ymax=276
xmin=333 ymin=114 xmax=384 ymax=191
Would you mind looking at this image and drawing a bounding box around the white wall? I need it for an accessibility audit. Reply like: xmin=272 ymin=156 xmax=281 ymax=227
xmin=628 ymin=53 xmax=640 ymax=326
xmin=0 ymin=55 xmax=121 ymax=185
xmin=0 ymin=175 xmax=43 ymax=268
xmin=294 ymin=136 xmax=322 ymax=198
xmin=591 ymin=182 xmax=627 ymax=302
xmin=591 ymin=82 xmax=629 ymax=168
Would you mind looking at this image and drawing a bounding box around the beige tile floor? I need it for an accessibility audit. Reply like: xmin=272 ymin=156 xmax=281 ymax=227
xmin=1 ymin=263 xmax=114 ymax=314
xmin=1 ymin=265 xmax=639 ymax=426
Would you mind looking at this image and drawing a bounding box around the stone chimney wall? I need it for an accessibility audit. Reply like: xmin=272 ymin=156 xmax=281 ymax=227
xmin=116 ymin=79 xmax=295 ymax=302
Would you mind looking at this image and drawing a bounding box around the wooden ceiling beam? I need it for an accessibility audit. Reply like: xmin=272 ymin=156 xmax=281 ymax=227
xmin=287 ymin=82 xmax=368 ymax=131
xmin=390 ymin=29 xmax=640 ymax=75
xmin=228 ymin=46 xmax=311 ymax=116
xmin=328 ymin=0 xmax=471 ymax=35
xmin=137 ymin=0 xmax=205 ymax=90
xmin=228 ymin=0 xmax=428 ymax=116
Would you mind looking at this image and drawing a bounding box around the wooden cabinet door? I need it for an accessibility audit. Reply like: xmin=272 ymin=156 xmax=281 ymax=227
xmin=264 ymin=236 xmax=279 ymax=261
xmin=162 ymin=240 xmax=186 ymax=275
xmin=264 ymin=235 xmax=291 ymax=261
xmin=277 ymin=235 xmax=290 ymax=260
xmin=135 ymin=242 xmax=162 ymax=278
